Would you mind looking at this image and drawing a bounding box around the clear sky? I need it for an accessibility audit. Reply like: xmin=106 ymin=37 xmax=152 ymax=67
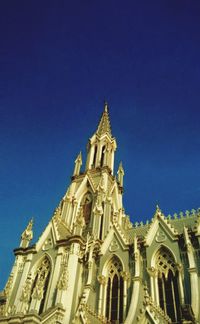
xmin=1 ymin=0 xmax=200 ymax=289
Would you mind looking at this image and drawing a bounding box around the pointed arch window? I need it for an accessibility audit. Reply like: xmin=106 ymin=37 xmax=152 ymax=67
xmin=100 ymin=145 xmax=106 ymax=167
xmin=106 ymin=257 xmax=124 ymax=323
xmin=155 ymin=247 xmax=181 ymax=323
xmin=29 ymin=257 xmax=51 ymax=315
xmin=92 ymin=145 xmax=98 ymax=167
xmin=81 ymin=192 xmax=93 ymax=225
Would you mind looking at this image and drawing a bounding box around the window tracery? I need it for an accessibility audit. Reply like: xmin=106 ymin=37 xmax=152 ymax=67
xmin=105 ymin=257 xmax=124 ymax=323
xmin=29 ymin=257 xmax=51 ymax=315
xmin=155 ymin=247 xmax=181 ymax=323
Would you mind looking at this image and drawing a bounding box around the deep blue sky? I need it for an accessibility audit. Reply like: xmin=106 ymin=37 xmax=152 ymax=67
xmin=1 ymin=0 xmax=200 ymax=288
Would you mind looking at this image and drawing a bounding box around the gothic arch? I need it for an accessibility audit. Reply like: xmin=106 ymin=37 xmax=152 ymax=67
xmin=151 ymin=244 xmax=177 ymax=268
xmin=99 ymin=255 xmax=127 ymax=324
xmin=31 ymin=253 xmax=53 ymax=274
xmin=151 ymin=246 xmax=181 ymax=322
xmin=80 ymin=191 xmax=93 ymax=225
xmin=29 ymin=255 xmax=52 ymax=315
xmin=102 ymin=253 xmax=125 ymax=276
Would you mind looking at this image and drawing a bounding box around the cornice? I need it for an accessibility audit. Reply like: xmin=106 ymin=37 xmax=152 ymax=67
xmin=13 ymin=245 xmax=36 ymax=256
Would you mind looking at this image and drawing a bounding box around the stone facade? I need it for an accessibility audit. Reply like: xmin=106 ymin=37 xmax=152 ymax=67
xmin=0 ymin=104 xmax=200 ymax=323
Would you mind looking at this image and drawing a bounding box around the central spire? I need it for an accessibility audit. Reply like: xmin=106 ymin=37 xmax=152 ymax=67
xmin=85 ymin=102 xmax=117 ymax=173
xmin=96 ymin=102 xmax=112 ymax=137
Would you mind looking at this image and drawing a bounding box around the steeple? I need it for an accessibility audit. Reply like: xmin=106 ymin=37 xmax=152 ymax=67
xmin=85 ymin=102 xmax=117 ymax=174
xmin=96 ymin=102 xmax=112 ymax=137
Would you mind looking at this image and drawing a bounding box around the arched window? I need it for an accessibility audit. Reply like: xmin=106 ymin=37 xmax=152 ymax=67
xmin=155 ymin=247 xmax=181 ymax=322
xmin=30 ymin=257 xmax=51 ymax=315
xmin=92 ymin=145 xmax=98 ymax=167
xmin=100 ymin=145 xmax=106 ymax=167
xmin=81 ymin=192 xmax=93 ymax=225
xmin=99 ymin=202 xmax=104 ymax=240
xmin=106 ymin=257 xmax=124 ymax=323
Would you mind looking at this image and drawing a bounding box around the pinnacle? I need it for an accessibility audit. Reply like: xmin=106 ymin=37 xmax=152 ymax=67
xmin=96 ymin=102 xmax=112 ymax=137
xmin=118 ymin=162 xmax=124 ymax=174
xmin=75 ymin=151 xmax=82 ymax=162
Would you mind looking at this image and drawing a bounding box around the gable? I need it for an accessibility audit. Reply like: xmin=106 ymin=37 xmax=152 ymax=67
xmin=144 ymin=207 xmax=178 ymax=247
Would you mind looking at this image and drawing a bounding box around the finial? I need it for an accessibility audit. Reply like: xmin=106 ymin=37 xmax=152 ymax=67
xmin=156 ymin=204 xmax=160 ymax=211
xmin=20 ymin=218 xmax=33 ymax=248
xmin=104 ymin=101 xmax=108 ymax=112
xmin=155 ymin=205 xmax=162 ymax=215
xmin=75 ymin=151 xmax=82 ymax=162
xmin=118 ymin=162 xmax=124 ymax=173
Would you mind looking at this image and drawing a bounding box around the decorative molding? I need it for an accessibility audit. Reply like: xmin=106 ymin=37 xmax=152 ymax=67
xmin=155 ymin=230 xmax=166 ymax=243
xmin=97 ymin=275 xmax=107 ymax=286
xmin=109 ymin=239 xmax=119 ymax=252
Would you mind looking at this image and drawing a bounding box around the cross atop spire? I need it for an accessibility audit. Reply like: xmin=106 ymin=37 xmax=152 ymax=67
xmin=96 ymin=102 xmax=112 ymax=137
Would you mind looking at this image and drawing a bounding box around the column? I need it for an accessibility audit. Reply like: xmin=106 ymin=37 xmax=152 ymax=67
xmin=47 ymin=246 xmax=65 ymax=308
xmin=121 ymin=271 xmax=130 ymax=319
xmin=15 ymin=254 xmax=33 ymax=312
xmin=62 ymin=242 xmax=80 ymax=324
xmin=176 ymin=263 xmax=184 ymax=304
xmin=147 ymin=267 xmax=157 ymax=303
xmin=97 ymin=275 xmax=107 ymax=315
xmin=70 ymin=199 xmax=78 ymax=232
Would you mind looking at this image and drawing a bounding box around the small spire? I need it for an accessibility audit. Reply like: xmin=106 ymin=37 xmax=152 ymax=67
xmin=104 ymin=101 xmax=108 ymax=112
xmin=96 ymin=102 xmax=112 ymax=137
xmin=155 ymin=205 xmax=162 ymax=215
xmin=117 ymin=162 xmax=124 ymax=187
xmin=73 ymin=151 xmax=82 ymax=176
xmin=20 ymin=218 xmax=33 ymax=248
xmin=75 ymin=151 xmax=82 ymax=163
xmin=118 ymin=162 xmax=124 ymax=174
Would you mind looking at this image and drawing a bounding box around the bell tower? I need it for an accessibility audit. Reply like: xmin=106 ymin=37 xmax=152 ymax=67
xmin=85 ymin=102 xmax=117 ymax=174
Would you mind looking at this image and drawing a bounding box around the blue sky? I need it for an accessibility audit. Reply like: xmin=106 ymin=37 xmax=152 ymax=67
xmin=1 ymin=0 xmax=200 ymax=288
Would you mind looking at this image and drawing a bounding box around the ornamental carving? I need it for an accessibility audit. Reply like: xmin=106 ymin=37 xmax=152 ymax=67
xmin=134 ymin=251 xmax=139 ymax=261
xmin=32 ymin=257 xmax=50 ymax=301
xmin=20 ymin=274 xmax=33 ymax=302
xmin=32 ymin=277 xmax=45 ymax=300
xmin=93 ymin=194 xmax=103 ymax=215
xmin=121 ymin=271 xmax=130 ymax=281
xmin=18 ymin=257 xmax=27 ymax=273
xmin=61 ymin=249 xmax=68 ymax=265
xmin=0 ymin=303 xmax=6 ymax=317
xmin=109 ymin=239 xmax=119 ymax=252
xmin=20 ymin=219 xmax=33 ymax=248
xmin=147 ymin=267 xmax=158 ymax=277
xmin=53 ymin=206 xmax=61 ymax=220
xmin=176 ymin=263 xmax=183 ymax=273
xmin=42 ymin=238 xmax=53 ymax=251
xmin=57 ymin=267 xmax=69 ymax=290
xmin=124 ymin=216 xmax=132 ymax=230
xmin=5 ymin=274 xmax=14 ymax=297
xmin=75 ymin=207 xmax=86 ymax=228
xmin=97 ymin=275 xmax=107 ymax=285
xmin=70 ymin=243 xmax=80 ymax=256
xmin=155 ymin=230 xmax=166 ymax=243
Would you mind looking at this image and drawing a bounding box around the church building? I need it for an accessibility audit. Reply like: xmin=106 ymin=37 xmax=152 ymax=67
xmin=0 ymin=105 xmax=200 ymax=323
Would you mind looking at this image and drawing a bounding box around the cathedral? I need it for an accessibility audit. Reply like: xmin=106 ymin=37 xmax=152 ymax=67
xmin=0 ymin=105 xmax=200 ymax=323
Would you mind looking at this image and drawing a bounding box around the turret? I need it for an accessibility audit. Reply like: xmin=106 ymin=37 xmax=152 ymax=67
xmin=85 ymin=102 xmax=117 ymax=174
